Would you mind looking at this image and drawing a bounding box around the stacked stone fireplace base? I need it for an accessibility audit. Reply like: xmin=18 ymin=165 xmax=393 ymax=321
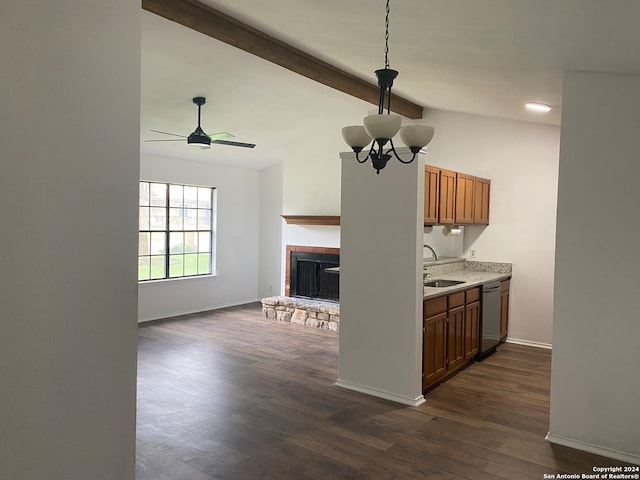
xmin=261 ymin=296 xmax=340 ymax=332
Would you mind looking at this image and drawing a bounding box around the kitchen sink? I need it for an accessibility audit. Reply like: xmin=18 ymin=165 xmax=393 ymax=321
xmin=424 ymin=279 xmax=465 ymax=288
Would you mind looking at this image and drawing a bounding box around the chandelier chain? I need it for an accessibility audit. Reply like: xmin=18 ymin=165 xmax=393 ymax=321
xmin=384 ymin=0 xmax=390 ymax=69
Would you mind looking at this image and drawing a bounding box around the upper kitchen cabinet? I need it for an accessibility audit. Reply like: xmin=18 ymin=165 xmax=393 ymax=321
xmin=439 ymin=169 xmax=457 ymax=225
xmin=423 ymin=165 xmax=491 ymax=226
xmin=424 ymin=166 xmax=440 ymax=224
xmin=455 ymin=173 xmax=475 ymax=224
xmin=473 ymin=177 xmax=491 ymax=225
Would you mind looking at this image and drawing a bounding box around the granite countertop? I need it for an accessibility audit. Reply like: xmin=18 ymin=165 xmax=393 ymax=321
xmin=422 ymin=258 xmax=512 ymax=299
xmin=423 ymin=270 xmax=511 ymax=299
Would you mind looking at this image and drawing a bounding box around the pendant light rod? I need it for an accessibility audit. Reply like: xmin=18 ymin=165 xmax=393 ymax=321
xmin=341 ymin=0 xmax=435 ymax=174
xmin=384 ymin=0 xmax=391 ymax=70
xmin=193 ymin=96 xmax=205 ymax=128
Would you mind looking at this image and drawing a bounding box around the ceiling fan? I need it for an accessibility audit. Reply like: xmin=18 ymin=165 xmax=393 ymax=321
xmin=145 ymin=97 xmax=256 ymax=149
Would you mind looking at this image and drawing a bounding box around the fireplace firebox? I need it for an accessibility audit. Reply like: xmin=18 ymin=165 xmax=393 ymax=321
xmin=289 ymin=251 xmax=339 ymax=302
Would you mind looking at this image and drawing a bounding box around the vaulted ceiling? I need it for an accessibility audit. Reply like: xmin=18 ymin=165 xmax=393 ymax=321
xmin=141 ymin=0 xmax=640 ymax=169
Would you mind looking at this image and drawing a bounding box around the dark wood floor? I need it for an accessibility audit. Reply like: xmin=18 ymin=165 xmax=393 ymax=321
xmin=136 ymin=302 xmax=631 ymax=479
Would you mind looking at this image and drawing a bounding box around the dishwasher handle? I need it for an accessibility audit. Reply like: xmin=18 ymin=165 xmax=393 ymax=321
xmin=483 ymin=281 xmax=502 ymax=292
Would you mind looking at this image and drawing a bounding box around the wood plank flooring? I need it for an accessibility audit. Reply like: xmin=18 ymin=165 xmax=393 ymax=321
xmin=136 ymin=302 xmax=633 ymax=479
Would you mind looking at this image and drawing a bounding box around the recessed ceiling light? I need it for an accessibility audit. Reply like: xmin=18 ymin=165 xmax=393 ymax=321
xmin=525 ymin=102 xmax=552 ymax=113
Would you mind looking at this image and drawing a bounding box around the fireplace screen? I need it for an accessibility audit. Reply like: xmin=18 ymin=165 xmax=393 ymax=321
xmin=290 ymin=251 xmax=339 ymax=302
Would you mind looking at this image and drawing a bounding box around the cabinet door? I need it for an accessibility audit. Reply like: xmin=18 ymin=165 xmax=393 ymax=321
xmin=464 ymin=301 xmax=480 ymax=359
xmin=447 ymin=305 xmax=465 ymax=371
xmin=455 ymin=173 xmax=475 ymax=224
xmin=439 ymin=169 xmax=456 ymax=224
xmin=500 ymin=280 xmax=510 ymax=341
xmin=474 ymin=177 xmax=491 ymax=224
xmin=423 ymin=312 xmax=447 ymax=389
xmin=424 ymin=166 xmax=440 ymax=224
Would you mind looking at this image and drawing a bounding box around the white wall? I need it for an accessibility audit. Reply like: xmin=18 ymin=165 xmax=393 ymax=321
xmin=280 ymin=79 xmax=376 ymax=255
xmin=258 ymin=162 xmax=284 ymax=298
xmin=337 ymin=150 xmax=425 ymax=406
xmin=423 ymin=226 xmax=465 ymax=259
xmin=548 ymin=72 xmax=640 ymax=464
xmin=139 ymin=153 xmax=260 ymax=321
xmin=0 ymin=1 xmax=139 ymax=479
xmin=421 ymin=110 xmax=560 ymax=346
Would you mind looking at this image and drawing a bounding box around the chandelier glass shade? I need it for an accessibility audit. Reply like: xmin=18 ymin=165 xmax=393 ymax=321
xmin=342 ymin=0 xmax=434 ymax=174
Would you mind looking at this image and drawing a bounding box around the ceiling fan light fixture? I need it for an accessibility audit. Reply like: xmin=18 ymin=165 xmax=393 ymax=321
xmin=187 ymin=126 xmax=211 ymax=148
xmin=341 ymin=0 xmax=434 ymax=174
xmin=525 ymin=102 xmax=552 ymax=113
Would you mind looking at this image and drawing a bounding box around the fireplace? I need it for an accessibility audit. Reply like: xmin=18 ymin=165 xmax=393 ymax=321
xmin=286 ymin=245 xmax=339 ymax=302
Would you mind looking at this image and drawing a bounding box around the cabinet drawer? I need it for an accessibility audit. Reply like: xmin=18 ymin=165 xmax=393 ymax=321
xmin=448 ymin=292 xmax=465 ymax=309
xmin=466 ymin=287 xmax=480 ymax=304
xmin=501 ymin=279 xmax=510 ymax=292
xmin=424 ymin=296 xmax=447 ymax=318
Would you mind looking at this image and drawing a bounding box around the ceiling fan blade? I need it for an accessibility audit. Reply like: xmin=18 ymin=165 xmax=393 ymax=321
xmin=211 ymin=139 xmax=256 ymax=148
xmin=208 ymin=131 xmax=235 ymax=141
xmin=149 ymin=129 xmax=187 ymax=138
xmin=144 ymin=139 xmax=186 ymax=142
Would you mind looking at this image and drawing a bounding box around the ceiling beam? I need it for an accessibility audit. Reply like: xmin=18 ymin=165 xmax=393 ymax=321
xmin=141 ymin=0 xmax=424 ymax=119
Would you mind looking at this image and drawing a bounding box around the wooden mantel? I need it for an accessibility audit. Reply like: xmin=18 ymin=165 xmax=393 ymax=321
xmin=281 ymin=215 xmax=340 ymax=226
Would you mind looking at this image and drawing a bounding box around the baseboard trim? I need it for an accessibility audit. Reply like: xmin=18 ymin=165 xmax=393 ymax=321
xmin=545 ymin=432 xmax=640 ymax=465
xmin=138 ymin=298 xmax=259 ymax=323
xmin=506 ymin=337 xmax=552 ymax=349
xmin=334 ymin=379 xmax=425 ymax=407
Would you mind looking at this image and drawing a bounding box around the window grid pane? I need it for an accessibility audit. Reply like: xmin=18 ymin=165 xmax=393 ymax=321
xmin=150 ymin=208 xmax=167 ymax=230
xmin=139 ymin=207 xmax=150 ymax=230
xmin=169 ymin=184 xmax=183 ymax=207
xmin=183 ymin=209 xmax=197 ymax=230
xmin=198 ymin=253 xmax=211 ymax=274
xmin=169 ymin=255 xmax=183 ymax=278
xmin=139 ymin=233 xmax=150 ymax=256
xmin=150 ymin=183 xmax=167 ymax=206
xmin=169 ymin=208 xmax=183 ymax=231
xmin=183 ymin=254 xmax=198 ymax=276
xmin=139 ymin=182 xmax=215 ymax=281
xmin=169 ymin=232 xmax=184 ymax=254
xmin=138 ymin=256 xmax=150 ymax=280
xmin=197 ymin=210 xmax=211 ymax=231
xmin=150 ymin=255 xmax=166 ymax=279
xmin=139 ymin=182 xmax=150 ymax=206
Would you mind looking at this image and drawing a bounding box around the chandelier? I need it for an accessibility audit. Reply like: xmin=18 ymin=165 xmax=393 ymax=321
xmin=342 ymin=0 xmax=434 ymax=174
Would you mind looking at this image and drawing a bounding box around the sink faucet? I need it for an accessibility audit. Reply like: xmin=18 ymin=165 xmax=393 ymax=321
xmin=423 ymin=244 xmax=438 ymax=260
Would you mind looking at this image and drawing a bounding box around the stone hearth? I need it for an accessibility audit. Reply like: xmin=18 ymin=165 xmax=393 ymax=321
xmin=261 ymin=296 xmax=340 ymax=332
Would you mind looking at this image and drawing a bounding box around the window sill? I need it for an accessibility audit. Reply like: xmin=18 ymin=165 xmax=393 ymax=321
xmin=138 ymin=274 xmax=217 ymax=285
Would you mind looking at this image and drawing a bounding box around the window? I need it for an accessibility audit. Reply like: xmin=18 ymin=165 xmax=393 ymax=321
xmin=138 ymin=181 xmax=215 ymax=281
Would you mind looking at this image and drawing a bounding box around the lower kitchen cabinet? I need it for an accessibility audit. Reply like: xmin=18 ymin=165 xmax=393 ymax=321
xmin=500 ymin=279 xmax=510 ymax=341
xmin=464 ymin=300 xmax=480 ymax=358
xmin=423 ymin=286 xmax=481 ymax=391
xmin=423 ymin=311 xmax=447 ymax=387
xmin=446 ymin=292 xmax=466 ymax=371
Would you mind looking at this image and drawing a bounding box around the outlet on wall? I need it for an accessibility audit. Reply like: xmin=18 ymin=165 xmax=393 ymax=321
xmin=470 ymin=249 xmax=477 ymax=258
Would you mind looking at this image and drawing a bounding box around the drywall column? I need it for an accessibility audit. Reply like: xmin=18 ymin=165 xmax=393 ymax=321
xmin=0 ymin=2 xmax=140 ymax=479
xmin=337 ymin=149 xmax=425 ymax=406
xmin=548 ymin=72 xmax=640 ymax=463
xmin=258 ymin=163 xmax=284 ymax=298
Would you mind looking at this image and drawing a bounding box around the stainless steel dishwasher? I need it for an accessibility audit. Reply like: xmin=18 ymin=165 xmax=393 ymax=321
xmin=477 ymin=281 xmax=501 ymax=359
